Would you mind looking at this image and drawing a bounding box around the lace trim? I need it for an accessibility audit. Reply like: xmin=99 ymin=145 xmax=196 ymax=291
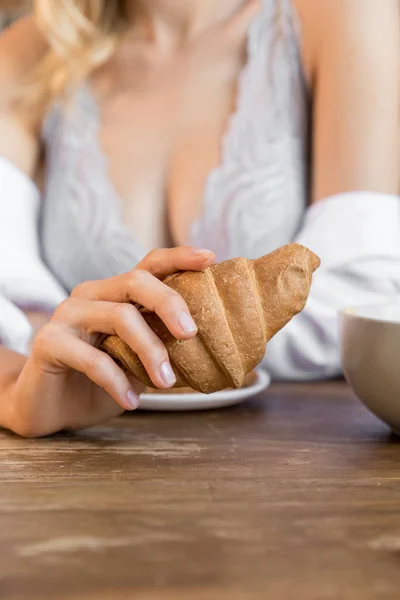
xmin=42 ymin=87 xmax=146 ymax=288
xmin=41 ymin=0 xmax=308 ymax=288
xmin=190 ymin=0 xmax=309 ymax=259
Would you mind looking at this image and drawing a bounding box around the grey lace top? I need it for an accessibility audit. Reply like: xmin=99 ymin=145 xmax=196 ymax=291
xmin=40 ymin=0 xmax=308 ymax=291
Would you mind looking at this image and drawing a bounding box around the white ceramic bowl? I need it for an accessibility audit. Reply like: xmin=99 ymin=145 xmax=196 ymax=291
xmin=340 ymin=303 xmax=400 ymax=434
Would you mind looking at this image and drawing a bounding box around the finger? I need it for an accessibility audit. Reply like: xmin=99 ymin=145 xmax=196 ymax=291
xmin=136 ymin=246 xmax=215 ymax=278
xmin=71 ymin=270 xmax=199 ymax=340
xmin=33 ymin=323 xmax=140 ymax=411
xmin=74 ymin=247 xmax=215 ymax=299
xmin=54 ymin=299 xmax=177 ymax=389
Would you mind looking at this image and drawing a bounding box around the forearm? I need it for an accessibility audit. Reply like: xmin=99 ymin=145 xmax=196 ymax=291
xmin=0 ymin=310 xmax=52 ymax=432
xmin=0 ymin=345 xmax=26 ymax=432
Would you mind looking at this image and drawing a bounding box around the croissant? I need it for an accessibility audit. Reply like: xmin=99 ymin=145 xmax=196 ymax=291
xmin=100 ymin=243 xmax=320 ymax=394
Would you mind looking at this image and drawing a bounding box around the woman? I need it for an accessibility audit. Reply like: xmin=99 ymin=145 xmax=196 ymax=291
xmin=0 ymin=0 xmax=399 ymax=437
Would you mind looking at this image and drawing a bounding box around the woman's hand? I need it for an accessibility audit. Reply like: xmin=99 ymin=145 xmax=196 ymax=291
xmin=4 ymin=246 xmax=215 ymax=438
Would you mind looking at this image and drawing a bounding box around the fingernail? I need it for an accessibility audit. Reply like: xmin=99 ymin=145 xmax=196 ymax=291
xmin=191 ymin=247 xmax=214 ymax=256
xmin=178 ymin=312 xmax=197 ymax=334
xmin=160 ymin=362 xmax=176 ymax=387
xmin=126 ymin=390 xmax=140 ymax=410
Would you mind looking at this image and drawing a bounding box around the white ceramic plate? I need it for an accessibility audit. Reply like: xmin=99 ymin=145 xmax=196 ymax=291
xmin=138 ymin=368 xmax=270 ymax=411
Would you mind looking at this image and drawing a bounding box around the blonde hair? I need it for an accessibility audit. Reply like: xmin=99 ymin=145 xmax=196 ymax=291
xmin=25 ymin=1 xmax=126 ymax=110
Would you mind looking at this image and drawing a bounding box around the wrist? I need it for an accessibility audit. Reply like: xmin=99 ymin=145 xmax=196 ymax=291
xmin=0 ymin=347 xmax=27 ymax=435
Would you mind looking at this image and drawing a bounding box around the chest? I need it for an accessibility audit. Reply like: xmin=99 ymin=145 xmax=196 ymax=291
xmin=91 ymin=25 xmax=249 ymax=247
xmin=41 ymin=0 xmax=309 ymax=293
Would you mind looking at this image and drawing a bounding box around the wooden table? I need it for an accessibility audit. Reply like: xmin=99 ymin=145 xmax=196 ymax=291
xmin=0 ymin=381 xmax=399 ymax=600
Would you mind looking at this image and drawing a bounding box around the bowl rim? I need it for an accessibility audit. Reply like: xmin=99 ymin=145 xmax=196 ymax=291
xmin=339 ymin=302 xmax=400 ymax=325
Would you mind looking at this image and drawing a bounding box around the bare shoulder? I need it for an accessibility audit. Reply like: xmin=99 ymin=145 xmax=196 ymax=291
xmin=0 ymin=15 xmax=48 ymax=109
xmin=292 ymin=0 xmax=400 ymax=82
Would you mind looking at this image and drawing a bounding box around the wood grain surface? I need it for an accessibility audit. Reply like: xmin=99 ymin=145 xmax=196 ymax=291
xmin=0 ymin=381 xmax=399 ymax=600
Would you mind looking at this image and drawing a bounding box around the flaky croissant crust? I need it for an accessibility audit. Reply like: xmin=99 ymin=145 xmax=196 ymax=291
xmin=101 ymin=243 xmax=320 ymax=393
